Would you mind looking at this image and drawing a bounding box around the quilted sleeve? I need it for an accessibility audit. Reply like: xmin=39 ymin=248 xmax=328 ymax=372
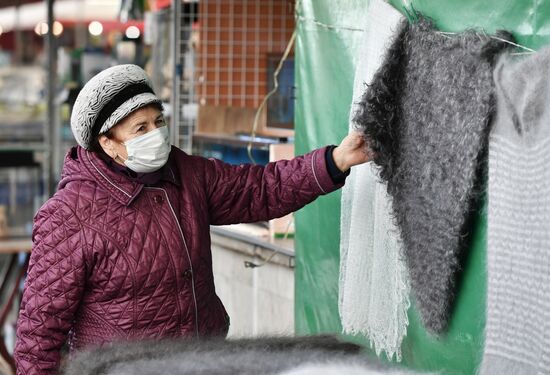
xmin=15 ymin=198 xmax=87 ymax=375
xmin=206 ymin=146 xmax=343 ymax=225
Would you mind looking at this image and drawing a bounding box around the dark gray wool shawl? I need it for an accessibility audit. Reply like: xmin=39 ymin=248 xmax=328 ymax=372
xmin=354 ymin=17 xmax=511 ymax=333
xmin=61 ymin=336 xmax=413 ymax=375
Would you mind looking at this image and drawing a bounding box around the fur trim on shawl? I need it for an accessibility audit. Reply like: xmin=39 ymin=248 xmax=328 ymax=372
xmin=354 ymin=17 xmax=512 ymax=333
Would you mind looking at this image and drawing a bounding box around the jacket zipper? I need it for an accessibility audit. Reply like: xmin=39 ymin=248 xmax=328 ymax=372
xmin=145 ymin=187 xmax=200 ymax=337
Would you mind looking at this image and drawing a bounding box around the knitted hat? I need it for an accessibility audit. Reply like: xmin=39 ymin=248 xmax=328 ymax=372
xmin=70 ymin=64 xmax=161 ymax=149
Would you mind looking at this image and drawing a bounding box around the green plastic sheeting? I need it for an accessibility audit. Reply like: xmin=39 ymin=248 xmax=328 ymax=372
xmin=294 ymin=1 xmax=550 ymax=374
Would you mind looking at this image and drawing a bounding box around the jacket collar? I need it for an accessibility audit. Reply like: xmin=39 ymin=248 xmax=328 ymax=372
xmin=79 ymin=147 xmax=142 ymax=206
xmin=77 ymin=146 xmax=179 ymax=206
xmin=98 ymin=151 xmax=180 ymax=187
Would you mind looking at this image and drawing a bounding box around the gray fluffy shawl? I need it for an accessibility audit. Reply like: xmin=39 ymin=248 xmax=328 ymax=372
xmin=62 ymin=336 xmax=427 ymax=375
xmin=354 ymin=17 xmax=511 ymax=333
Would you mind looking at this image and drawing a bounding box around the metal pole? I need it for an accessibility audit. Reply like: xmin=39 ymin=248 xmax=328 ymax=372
xmin=45 ymin=0 xmax=56 ymax=198
xmin=170 ymin=0 xmax=181 ymax=149
xmin=14 ymin=5 xmax=23 ymax=64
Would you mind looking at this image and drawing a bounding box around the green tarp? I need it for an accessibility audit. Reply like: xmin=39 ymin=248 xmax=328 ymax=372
xmin=294 ymin=1 xmax=550 ymax=374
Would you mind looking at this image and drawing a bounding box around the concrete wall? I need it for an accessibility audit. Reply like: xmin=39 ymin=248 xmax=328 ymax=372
xmin=210 ymin=230 xmax=295 ymax=337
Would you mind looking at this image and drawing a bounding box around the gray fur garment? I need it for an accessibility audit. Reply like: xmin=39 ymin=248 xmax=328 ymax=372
xmin=354 ymin=17 xmax=511 ymax=333
xmin=61 ymin=336 xmax=433 ymax=375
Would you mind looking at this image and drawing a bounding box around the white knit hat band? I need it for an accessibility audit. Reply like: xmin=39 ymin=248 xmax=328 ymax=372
xmin=99 ymin=93 xmax=161 ymax=135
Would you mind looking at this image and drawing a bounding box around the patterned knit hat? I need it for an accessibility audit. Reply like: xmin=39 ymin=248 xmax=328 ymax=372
xmin=70 ymin=64 xmax=161 ymax=149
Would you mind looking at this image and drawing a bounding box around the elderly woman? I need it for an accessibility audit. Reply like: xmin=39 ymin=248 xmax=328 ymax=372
xmin=14 ymin=65 xmax=369 ymax=374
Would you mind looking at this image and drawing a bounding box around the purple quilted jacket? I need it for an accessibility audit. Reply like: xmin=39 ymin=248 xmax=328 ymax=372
xmin=14 ymin=145 xmax=341 ymax=374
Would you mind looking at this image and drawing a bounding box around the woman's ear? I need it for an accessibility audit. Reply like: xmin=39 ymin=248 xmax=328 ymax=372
xmin=98 ymin=134 xmax=115 ymax=158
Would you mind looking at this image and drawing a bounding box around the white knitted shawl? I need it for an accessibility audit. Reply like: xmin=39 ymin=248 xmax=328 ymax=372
xmin=481 ymin=48 xmax=550 ymax=374
xmin=339 ymin=0 xmax=409 ymax=362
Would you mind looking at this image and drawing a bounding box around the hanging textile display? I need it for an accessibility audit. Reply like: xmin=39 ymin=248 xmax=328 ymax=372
xmin=339 ymin=0 xmax=409 ymax=361
xmin=354 ymin=17 xmax=512 ymax=334
xmin=481 ymin=48 xmax=550 ymax=375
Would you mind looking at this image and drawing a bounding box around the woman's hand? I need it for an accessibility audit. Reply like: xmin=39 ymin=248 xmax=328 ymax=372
xmin=332 ymin=131 xmax=371 ymax=172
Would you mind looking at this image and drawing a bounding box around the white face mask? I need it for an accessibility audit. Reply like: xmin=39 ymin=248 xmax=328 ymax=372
xmin=119 ymin=126 xmax=171 ymax=173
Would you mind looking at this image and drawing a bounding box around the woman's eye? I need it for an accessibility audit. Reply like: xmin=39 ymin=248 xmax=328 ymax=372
xmin=137 ymin=126 xmax=146 ymax=132
xmin=156 ymin=119 xmax=165 ymax=125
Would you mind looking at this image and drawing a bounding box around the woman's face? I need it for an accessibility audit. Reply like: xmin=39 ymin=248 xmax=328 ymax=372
xmin=99 ymin=105 xmax=166 ymax=165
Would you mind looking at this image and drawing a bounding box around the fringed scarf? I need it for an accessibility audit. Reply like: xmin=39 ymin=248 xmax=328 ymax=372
xmin=339 ymin=0 xmax=409 ymax=361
